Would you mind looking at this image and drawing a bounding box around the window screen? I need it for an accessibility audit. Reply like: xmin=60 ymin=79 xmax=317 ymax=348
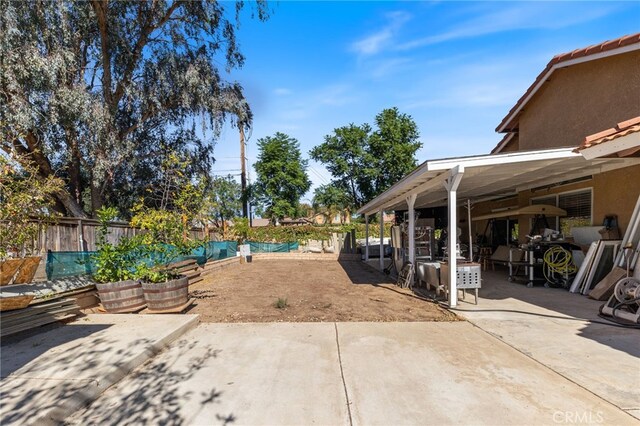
xmin=559 ymin=190 xmax=592 ymax=235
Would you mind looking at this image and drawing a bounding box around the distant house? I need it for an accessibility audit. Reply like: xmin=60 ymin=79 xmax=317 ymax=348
xmin=250 ymin=218 xmax=270 ymax=228
xmin=309 ymin=211 xmax=352 ymax=225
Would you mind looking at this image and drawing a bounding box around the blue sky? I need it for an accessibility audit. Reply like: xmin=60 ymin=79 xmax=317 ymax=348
xmin=211 ymin=1 xmax=640 ymax=202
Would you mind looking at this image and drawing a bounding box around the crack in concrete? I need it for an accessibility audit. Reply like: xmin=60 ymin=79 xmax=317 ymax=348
xmin=334 ymin=322 xmax=353 ymax=426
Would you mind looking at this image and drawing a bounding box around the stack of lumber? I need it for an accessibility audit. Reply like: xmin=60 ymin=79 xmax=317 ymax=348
xmin=0 ymin=298 xmax=79 ymax=337
xmin=166 ymin=259 xmax=202 ymax=286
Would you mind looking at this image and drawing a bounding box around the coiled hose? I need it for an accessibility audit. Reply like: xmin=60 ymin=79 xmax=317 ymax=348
xmin=543 ymin=246 xmax=577 ymax=287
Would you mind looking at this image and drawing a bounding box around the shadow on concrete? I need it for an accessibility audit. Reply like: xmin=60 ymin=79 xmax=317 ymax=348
xmin=71 ymin=339 xmax=231 ymax=426
xmin=1 ymin=323 xmax=112 ymax=378
xmin=455 ymin=268 xmax=640 ymax=358
xmin=1 ymin=319 xmax=231 ymax=425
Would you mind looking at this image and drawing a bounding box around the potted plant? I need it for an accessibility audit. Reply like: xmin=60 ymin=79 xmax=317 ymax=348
xmin=130 ymin=206 xmax=200 ymax=312
xmin=0 ymin=152 xmax=62 ymax=286
xmin=92 ymin=207 xmax=147 ymax=313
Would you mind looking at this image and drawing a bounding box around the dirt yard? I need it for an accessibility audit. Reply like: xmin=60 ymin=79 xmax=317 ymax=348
xmin=189 ymin=259 xmax=457 ymax=322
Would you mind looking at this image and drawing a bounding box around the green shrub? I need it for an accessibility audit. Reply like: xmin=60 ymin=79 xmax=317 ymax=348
xmin=274 ymin=297 xmax=288 ymax=309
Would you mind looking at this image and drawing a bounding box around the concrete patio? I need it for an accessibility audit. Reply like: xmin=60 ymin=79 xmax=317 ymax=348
xmin=66 ymin=321 xmax=637 ymax=425
xmin=452 ymin=269 xmax=640 ymax=421
xmin=0 ymin=314 xmax=199 ymax=425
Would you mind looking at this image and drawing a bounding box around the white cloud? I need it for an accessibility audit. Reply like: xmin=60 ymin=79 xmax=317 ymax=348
xmin=397 ymin=3 xmax=619 ymax=51
xmin=273 ymin=88 xmax=292 ymax=96
xmin=350 ymin=11 xmax=411 ymax=56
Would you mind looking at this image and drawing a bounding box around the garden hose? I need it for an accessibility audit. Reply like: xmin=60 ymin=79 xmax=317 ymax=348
xmin=543 ymin=246 xmax=577 ymax=287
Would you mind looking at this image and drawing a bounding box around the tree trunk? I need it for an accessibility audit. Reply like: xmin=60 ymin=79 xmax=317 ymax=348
xmin=67 ymin=133 xmax=83 ymax=205
xmin=56 ymin=190 xmax=88 ymax=218
xmin=90 ymin=179 xmax=104 ymax=216
xmin=8 ymin=134 xmax=88 ymax=218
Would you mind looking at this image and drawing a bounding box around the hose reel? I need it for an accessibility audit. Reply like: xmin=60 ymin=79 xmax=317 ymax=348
xmin=613 ymin=277 xmax=640 ymax=306
xmin=601 ymin=276 xmax=640 ymax=324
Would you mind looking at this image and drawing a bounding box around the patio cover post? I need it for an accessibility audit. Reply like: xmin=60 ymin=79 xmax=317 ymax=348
xmin=365 ymin=214 xmax=369 ymax=261
xmin=406 ymin=194 xmax=417 ymax=267
xmin=467 ymin=199 xmax=473 ymax=262
xmin=444 ymin=166 xmax=464 ymax=307
xmin=379 ymin=209 xmax=384 ymax=271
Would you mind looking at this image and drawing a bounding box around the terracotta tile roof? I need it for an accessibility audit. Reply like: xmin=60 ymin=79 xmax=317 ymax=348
xmin=576 ymin=116 xmax=640 ymax=151
xmin=495 ymin=33 xmax=640 ymax=136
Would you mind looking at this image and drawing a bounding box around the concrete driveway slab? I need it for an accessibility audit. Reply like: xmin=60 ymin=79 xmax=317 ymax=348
xmin=69 ymin=321 xmax=637 ymax=426
xmin=0 ymin=314 xmax=198 ymax=425
xmin=337 ymin=322 xmax=638 ymax=426
xmin=454 ymin=271 xmax=640 ymax=417
xmin=69 ymin=323 xmax=349 ymax=426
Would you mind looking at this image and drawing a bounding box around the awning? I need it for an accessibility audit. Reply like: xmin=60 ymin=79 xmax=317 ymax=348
xmin=357 ymin=148 xmax=639 ymax=216
xmin=471 ymin=204 xmax=566 ymax=221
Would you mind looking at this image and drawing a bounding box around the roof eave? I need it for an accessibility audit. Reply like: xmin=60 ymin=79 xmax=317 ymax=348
xmin=495 ymin=41 xmax=640 ymax=138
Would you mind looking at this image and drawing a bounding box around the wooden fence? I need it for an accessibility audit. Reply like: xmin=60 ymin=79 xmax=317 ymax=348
xmin=30 ymin=217 xmax=209 ymax=253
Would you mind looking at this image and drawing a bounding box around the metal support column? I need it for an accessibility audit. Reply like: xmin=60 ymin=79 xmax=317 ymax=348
xmin=379 ymin=209 xmax=384 ymax=271
xmin=406 ymin=194 xmax=417 ymax=266
xmin=365 ymin=214 xmax=370 ymax=261
xmin=444 ymin=166 xmax=464 ymax=307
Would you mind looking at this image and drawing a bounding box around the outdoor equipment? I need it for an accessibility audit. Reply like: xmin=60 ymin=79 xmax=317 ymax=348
xmin=600 ymin=245 xmax=640 ymax=324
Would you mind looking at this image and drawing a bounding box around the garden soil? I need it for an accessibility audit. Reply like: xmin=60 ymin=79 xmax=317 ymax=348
xmin=189 ymin=260 xmax=457 ymax=322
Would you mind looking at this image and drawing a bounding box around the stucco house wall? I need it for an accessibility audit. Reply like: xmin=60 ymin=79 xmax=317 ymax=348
xmin=478 ymin=46 xmax=640 ymax=243
xmin=517 ymin=51 xmax=640 ymax=151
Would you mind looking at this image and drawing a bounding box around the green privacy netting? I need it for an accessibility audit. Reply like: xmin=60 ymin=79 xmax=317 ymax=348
xmin=45 ymin=241 xmax=239 ymax=280
xmin=246 ymin=241 xmax=299 ymax=253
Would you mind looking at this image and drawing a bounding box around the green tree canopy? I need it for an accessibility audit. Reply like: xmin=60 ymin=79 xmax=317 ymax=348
xmin=312 ymin=183 xmax=351 ymax=224
xmin=208 ymin=175 xmax=242 ymax=227
xmin=310 ymin=107 xmax=422 ymax=211
xmin=1 ymin=0 xmax=268 ymax=218
xmin=253 ymin=132 xmax=311 ymax=223
xmin=368 ymin=107 xmax=421 ymax=196
xmin=309 ymin=123 xmax=370 ymax=208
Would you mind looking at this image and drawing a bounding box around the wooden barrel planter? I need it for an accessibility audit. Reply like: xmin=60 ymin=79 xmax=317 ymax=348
xmin=96 ymin=280 xmax=146 ymax=313
xmin=141 ymin=276 xmax=189 ymax=312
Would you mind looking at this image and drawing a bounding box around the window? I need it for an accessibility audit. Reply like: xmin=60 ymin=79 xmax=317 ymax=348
xmin=558 ymin=190 xmax=592 ymax=236
xmin=530 ymin=189 xmax=592 ymax=236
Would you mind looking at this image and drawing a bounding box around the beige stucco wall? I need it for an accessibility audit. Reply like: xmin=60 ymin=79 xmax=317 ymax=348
xmin=517 ymin=51 xmax=640 ymax=150
xmin=465 ymin=165 xmax=640 ymax=244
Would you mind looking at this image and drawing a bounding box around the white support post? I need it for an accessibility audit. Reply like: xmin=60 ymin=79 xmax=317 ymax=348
xmin=365 ymin=214 xmax=370 ymax=261
xmin=444 ymin=166 xmax=464 ymax=308
xmin=406 ymin=194 xmax=417 ymax=267
xmin=379 ymin=209 xmax=385 ymax=271
xmin=467 ymin=200 xmax=473 ymax=262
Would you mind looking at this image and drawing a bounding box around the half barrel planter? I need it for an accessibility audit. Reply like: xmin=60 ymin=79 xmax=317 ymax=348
xmin=96 ymin=280 xmax=146 ymax=313
xmin=141 ymin=276 xmax=189 ymax=312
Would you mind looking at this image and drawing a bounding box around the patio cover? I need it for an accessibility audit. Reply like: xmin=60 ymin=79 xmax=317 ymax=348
xmin=357 ymin=147 xmax=640 ymax=307
xmin=471 ymin=204 xmax=566 ymax=221
xmin=357 ymin=148 xmax=638 ymax=216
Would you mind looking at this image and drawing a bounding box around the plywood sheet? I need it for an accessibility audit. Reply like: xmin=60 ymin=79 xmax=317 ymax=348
xmin=588 ymin=267 xmax=627 ymax=301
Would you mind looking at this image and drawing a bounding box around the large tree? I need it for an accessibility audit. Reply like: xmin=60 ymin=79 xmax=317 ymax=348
xmin=1 ymin=0 xmax=268 ymax=217
xmin=367 ymin=107 xmax=421 ymax=197
xmin=253 ymin=132 xmax=311 ymax=223
xmin=310 ymin=107 xmax=422 ymax=210
xmin=312 ymin=183 xmax=351 ymax=224
xmin=208 ymin=175 xmax=242 ymax=228
xmin=309 ymin=123 xmax=370 ymax=208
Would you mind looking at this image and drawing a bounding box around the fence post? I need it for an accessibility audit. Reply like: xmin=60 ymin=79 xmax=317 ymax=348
xmin=77 ymin=219 xmax=84 ymax=251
